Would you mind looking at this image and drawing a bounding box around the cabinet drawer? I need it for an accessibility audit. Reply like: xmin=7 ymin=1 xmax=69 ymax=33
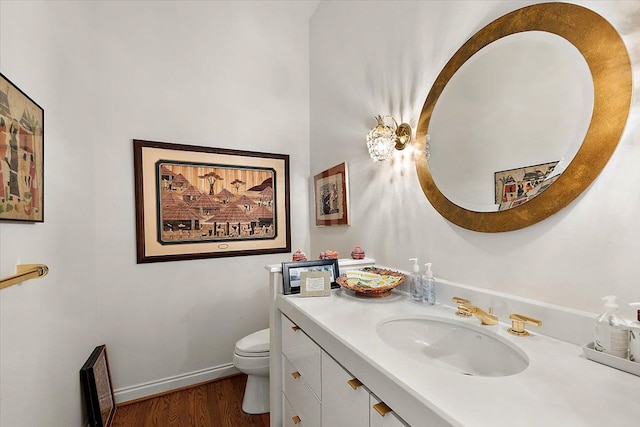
xmin=284 ymin=392 xmax=306 ymax=427
xmin=321 ymin=351 xmax=369 ymax=427
xmin=283 ymin=355 xmax=321 ymax=427
xmin=281 ymin=314 xmax=321 ymax=397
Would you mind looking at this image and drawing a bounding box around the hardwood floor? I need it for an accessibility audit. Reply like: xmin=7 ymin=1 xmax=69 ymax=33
xmin=111 ymin=374 xmax=270 ymax=427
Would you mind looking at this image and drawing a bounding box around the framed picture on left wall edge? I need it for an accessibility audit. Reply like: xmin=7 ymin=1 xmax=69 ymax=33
xmin=133 ymin=139 xmax=291 ymax=263
xmin=0 ymin=73 xmax=44 ymax=222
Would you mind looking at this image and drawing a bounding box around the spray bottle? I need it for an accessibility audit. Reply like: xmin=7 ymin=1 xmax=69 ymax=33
xmin=594 ymin=296 xmax=629 ymax=359
xmin=408 ymin=258 xmax=423 ymax=303
xmin=628 ymin=302 xmax=640 ymax=362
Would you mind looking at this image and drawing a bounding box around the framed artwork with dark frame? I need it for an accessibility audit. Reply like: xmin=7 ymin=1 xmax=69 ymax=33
xmin=0 ymin=72 xmax=44 ymax=222
xmin=314 ymin=162 xmax=350 ymax=226
xmin=80 ymin=345 xmax=115 ymax=427
xmin=133 ymin=139 xmax=291 ymax=263
xmin=282 ymin=259 xmax=340 ymax=295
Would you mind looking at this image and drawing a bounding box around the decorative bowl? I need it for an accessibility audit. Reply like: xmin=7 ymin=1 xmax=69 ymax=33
xmin=336 ymin=267 xmax=406 ymax=298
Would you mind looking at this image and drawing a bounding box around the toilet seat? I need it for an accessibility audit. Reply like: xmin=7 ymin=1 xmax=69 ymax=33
xmin=234 ymin=328 xmax=269 ymax=357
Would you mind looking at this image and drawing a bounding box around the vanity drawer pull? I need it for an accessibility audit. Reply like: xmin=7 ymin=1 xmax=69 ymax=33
xmin=373 ymin=402 xmax=392 ymax=417
xmin=347 ymin=378 xmax=363 ymax=389
xmin=291 ymin=371 xmax=301 ymax=379
xmin=292 ymin=415 xmax=301 ymax=424
xmin=291 ymin=325 xmax=301 ymax=332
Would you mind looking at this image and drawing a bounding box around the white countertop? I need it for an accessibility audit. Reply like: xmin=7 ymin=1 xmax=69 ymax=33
xmin=277 ymin=289 xmax=640 ymax=427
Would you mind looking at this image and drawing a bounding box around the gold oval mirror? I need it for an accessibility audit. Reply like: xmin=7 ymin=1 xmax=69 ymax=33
xmin=415 ymin=2 xmax=632 ymax=232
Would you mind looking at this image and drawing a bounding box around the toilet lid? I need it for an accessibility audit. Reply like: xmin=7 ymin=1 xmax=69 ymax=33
xmin=235 ymin=328 xmax=269 ymax=356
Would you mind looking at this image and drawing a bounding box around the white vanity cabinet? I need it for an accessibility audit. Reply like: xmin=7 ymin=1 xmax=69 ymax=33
xmin=270 ymin=260 xmax=640 ymax=427
xmin=283 ymin=355 xmax=320 ymax=427
xmin=321 ymin=351 xmax=370 ymax=427
xmin=281 ymin=314 xmax=321 ymax=427
xmin=281 ymin=314 xmax=321 ymax=396
xmin=321 ymin=350 xmax=410 ymax=427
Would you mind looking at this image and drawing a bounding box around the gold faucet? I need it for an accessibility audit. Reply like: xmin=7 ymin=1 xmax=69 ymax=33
xmin=452 ymin=297 xmax=473 ymax=317
xmin=471 ymin=306 xmax=499 ymax=325
xmin=452 ymin=297 xmax=498 ymax=325
xmin=508 ymin=314 xmax=542 ymax=336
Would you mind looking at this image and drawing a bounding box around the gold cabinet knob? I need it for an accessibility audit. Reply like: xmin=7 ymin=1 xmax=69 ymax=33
xmin=291 ymin=325 xmax=301 ymax=332
xmin=291 ymin=371 xmax=301 ymax=379
xmin=508 ymin=314 xmax=542 ymax=336
xmin=292 ymin=415 xmax=301 ymax=424
xmin=373 ymin=401 xmax=392 ymax=417
xmin=347 ymin=378 xmax=363 ymax=389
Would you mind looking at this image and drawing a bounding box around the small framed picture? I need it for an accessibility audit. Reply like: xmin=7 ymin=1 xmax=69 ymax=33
xmin=314 ymin=162 xmax=350 ymax=226
xmin=282 ymin=259 xmax=340 ymax=295
xmin=80 ymin=345 xmax=115 ymax=427
xmin=300 ymin=270 xmax=332 ymax=297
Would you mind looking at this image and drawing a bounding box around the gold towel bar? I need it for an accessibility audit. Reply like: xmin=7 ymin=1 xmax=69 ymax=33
xmin=0 ymin=264 xmax=49 ymax=290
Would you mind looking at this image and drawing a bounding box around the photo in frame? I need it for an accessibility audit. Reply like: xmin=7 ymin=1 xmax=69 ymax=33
xmin=314 ymin=162 xmax=349 ymax=226
xmin=133 ymin=140 xmax=291 ymax=263
xmin=80 ymin=345 xmax=115 ymax=427
xmin=282 ymin=259 xmax=340 ymax=295
xmin=299 ymin=270 xmax=332 ymax=297
xmin=0 ymin=73 xmax=44 ymax=222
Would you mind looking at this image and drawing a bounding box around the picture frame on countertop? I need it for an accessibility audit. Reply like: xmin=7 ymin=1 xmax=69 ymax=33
xmin=282 ymin=259 xmax=340 ymax=295
xmin=299 ymin=270 xmax=332 ymax=297
xmin=314 ymin=162 xmax=350 ymax=226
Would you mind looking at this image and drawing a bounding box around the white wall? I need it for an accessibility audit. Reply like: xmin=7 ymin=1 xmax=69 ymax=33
xmin=0 ymin=1 xmax=314 ymax=426
xmin=309 ymin=1 xmax=640 ymax=317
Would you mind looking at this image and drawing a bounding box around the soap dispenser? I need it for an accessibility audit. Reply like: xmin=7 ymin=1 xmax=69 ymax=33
xmin=594 ymin=295 xmax=629 ymax=359
xmin=422 ymin=263 xmax=436 ymax=305
xmin=629 ymin=302 xmax=640 ymax=362
xmin=408 ymin=258 xmax=423 ymax=303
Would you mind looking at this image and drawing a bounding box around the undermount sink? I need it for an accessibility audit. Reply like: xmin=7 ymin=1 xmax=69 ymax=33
xmin=376 ymin=316 xmax=528 ymax=377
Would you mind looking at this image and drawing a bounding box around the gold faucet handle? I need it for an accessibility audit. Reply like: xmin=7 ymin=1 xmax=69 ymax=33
xmin=474 ymin=306 xmax=498 ymax=325
xmin=508 ymin=314 xmax=542 ymax=336
xmin=452 ymin=297 xmax=473 ymax=317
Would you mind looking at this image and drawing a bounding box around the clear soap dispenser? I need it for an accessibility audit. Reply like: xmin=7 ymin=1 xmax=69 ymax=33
xmin=408 ymin=258 xmax=423 ymax=303
xmin=628 ymin=302 xmax=640 ymax=362
xmin=422 ymin=263 xmax=436 ymax=305
xmin=594 ymin=295 xmax=629 ymax=359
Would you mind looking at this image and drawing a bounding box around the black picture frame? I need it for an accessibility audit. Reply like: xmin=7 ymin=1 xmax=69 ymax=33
xmin=80 ymin=345 xmax=115 ymax=427
xmin=282 ymin=259 xmax=339 ymax=295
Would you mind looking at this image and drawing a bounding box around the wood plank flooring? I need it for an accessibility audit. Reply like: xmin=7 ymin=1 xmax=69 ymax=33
xmin=111 ymin=374 xmax=270 ymax=427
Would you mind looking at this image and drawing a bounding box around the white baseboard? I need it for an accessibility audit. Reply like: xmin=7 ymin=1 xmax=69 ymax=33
xmin=114 ymin=363 xmax=238 ymax=404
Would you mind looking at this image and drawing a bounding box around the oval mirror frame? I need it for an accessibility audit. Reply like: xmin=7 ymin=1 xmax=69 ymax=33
xmin=415 ymin=2 xmax=632 ymax=232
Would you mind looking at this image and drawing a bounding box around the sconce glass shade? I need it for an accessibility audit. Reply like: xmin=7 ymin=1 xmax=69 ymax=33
xmin=367 ymin=118 xmax=396 ymax=161
xmin=366 ymin=115 xmax=412 ymax=162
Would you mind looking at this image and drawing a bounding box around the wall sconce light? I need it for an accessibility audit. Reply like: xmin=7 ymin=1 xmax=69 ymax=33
xmin=366 ymin=115 xmax=412 ymax=161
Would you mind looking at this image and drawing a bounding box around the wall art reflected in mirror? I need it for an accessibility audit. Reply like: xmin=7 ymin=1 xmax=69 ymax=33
xmin=415 ymin=2 xmax=632 ymax=232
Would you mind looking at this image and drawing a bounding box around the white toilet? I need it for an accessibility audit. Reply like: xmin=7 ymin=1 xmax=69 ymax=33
xmin=233 ymin=328 xmax=270 ymax=414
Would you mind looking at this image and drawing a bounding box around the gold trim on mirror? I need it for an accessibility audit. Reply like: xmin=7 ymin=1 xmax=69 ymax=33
xmin=415 ymin=2 xmax=632 ymax=232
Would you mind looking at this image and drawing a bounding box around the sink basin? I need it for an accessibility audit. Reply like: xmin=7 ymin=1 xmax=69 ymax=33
xmin=376 ymin=316 xmax=528 ymax=377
